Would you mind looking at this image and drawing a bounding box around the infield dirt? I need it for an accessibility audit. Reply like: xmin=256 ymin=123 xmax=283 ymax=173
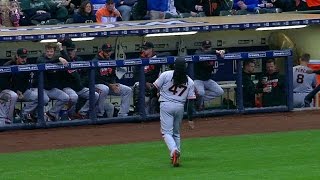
xmin=1 ymin=110 xmax=320 ymax=153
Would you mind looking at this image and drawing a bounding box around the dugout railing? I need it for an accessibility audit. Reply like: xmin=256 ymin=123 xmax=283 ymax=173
xmin=0 ymin=49 xmax=293 ymax=131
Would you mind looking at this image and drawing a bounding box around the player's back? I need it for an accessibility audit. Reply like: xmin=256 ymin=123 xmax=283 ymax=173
xmin=154 ymin=70 xmax=195 ymax=104
xmin=293 ymin=65 xmax=316 ymax=93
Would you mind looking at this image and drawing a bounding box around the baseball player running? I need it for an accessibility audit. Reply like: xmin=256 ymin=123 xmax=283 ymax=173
xmin=153 ymin=57 xmax=196 ymax=167
xmin=293 ymin=54 xmax=316 ymax=108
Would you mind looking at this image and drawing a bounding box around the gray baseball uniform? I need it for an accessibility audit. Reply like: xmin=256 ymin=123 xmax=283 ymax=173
xmin=44 ymin=88 xmax=70 ymax=120
xmin=194 ymin=80 xmax=224 ymax=101
xmin=154 ymin=70 xmax=196 ymax=156
xmin=293 ymin=65 xmax=317 ymax=108
xmin=94 ymin=84 xmax=109 ymax=117
xmin=0 ymin=90 xmax=18 ymax=126
xmin=63 ymin=87 xmax=100 ymax=116
xmin=108 ymin=84 xmax=132 ymax=117
xmin=21 ymin=88 xmax=50 ymax=117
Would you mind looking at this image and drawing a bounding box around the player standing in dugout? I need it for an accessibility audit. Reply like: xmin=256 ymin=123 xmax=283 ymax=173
xmin=256 ymin=59 xmax=286 ymax=107
xmin=133 ymin=41 xmax=161 ymax=115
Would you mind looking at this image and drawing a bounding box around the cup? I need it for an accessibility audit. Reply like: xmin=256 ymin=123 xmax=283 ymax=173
xmin=262 ymin=76 xmax=268 ymax=84
xmin=267 ymin=84 xmax=272 ymax=91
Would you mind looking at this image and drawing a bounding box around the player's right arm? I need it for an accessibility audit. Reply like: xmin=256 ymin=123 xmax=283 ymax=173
xmin=153 ymin=72 xmax=166 ymax=90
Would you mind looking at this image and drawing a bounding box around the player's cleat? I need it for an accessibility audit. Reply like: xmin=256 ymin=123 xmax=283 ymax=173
xmin=172 ymin=150 xmax=180 ymax=167
xmin=4 ymin=118 xmax=12 ymax=124
xmin=21 ymin=113 xmax=36 ymax=123
xmin=188 ymin=120 xmax=195 ymax=129
xmin=45 ymin=112 xmax=57 ymax=121
xmin=304 ymin=99 xmax=311 ymax=107
xmin=72 ymin=112 xmax=88 ymax=120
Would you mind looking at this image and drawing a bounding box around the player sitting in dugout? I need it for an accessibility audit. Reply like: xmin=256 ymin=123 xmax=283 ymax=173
xmin=3 ymin=48 xmax=40 ymax=123
xmin=292 ymin=53 xmax=316 ymax=108
xmin=192 ymin=40 xmax=225 ymax=111
xmin=92 ymin=43 xmax=133 ymax=117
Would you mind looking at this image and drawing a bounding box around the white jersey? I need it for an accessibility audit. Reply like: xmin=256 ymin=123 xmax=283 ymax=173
xmin=293 ymin=65 xmax=317 ymax=93
xmin=153 ymin=70 xmax=196 ymax=104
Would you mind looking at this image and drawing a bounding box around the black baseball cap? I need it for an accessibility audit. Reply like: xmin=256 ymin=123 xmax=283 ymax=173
xmin=17 ymin=48 xmax=28 ymax=58
xmin=142 ymin=41 xmax=154 ymax=49
xmin=202 ymin=40 xmax=211 ymax=48
xmin=101 ymin=43 xmax=112 ymax=52
xmin=59 ymin=38 xmax=73 ymax=47
xmin=66 ymin=43 xmax=76 ymax=51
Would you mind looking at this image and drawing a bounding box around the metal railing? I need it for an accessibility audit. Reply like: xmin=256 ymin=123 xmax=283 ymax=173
xmin=0 ymin=49 xmax=293 ymax=131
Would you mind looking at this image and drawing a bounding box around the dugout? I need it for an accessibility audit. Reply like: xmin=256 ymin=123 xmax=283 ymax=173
xmin=0 ymin=13 xmax=320 ymax=130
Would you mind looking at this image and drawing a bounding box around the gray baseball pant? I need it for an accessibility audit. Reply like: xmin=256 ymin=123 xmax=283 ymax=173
xmin=95 ymin=84 xmax=109 ymax=116
xmin=0 ymin=90 xmax=18 ymax=126
xmin=63 ymin=87 xmax=99 ymax=116
xmin=44 ymin=88 xmax=70 ymax=120
xmin=109 ymin=84 xmax=132 ymax=116
xmin=194 ymin=79 xmax=224 ymax=106
xmin=21 ymin=88 xmax=50 ymax=116
xmin=160 ymin=102 xmax=184 ymax=156
xmin=294 ymin=92 xmax=312 ymax=108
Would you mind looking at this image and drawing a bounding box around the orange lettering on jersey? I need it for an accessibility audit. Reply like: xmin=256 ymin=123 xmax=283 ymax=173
xmin=100 ymin=68 xmax=113 ymax=76
xmin=67 ymin=70 xmax=76 ymax=74
xmin=144 ymin=65 xmax=155 ymax=73
xmin=211 ymin=3 xmax=218 ymax=10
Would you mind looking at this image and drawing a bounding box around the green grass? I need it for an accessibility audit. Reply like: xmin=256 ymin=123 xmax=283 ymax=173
xmin=0 ymin=130 xmax=320 ymax=180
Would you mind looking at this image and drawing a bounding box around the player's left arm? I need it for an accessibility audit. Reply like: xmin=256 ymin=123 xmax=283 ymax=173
xmin=306 ymin=69 xmax=320 ymax=75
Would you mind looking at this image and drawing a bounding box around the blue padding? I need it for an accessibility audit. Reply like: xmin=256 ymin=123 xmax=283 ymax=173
xmin=244 ymin=106 xmax=288 ymax=113
xmin=0 ymin=50 xmax=293 ymax=73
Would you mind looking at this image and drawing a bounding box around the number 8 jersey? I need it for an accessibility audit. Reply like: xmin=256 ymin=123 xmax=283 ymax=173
xmin=293 ymin=65 xmax=317 ymax=93
xmin=153 ymin=70 xmax=196 ymax=104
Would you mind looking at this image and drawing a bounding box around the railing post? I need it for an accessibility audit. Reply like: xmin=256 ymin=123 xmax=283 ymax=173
xmin=187 ymin=62 xmax=194 ymax=79
xmin=37 ymin=70 xmax=45 ymax=127
xmin=138 ymin=65 xmax=146 ymax=121
xmin=89 ymin=66 xmax=97 ymax=123
xmin=236 ymin=60 xmax=244 ymax=113
xmin=286 ymin=54 xmax=294 ymax=111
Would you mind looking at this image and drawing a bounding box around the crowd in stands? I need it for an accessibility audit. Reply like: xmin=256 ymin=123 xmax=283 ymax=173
xmin=0 ymin=0 xmax=319 ymax=27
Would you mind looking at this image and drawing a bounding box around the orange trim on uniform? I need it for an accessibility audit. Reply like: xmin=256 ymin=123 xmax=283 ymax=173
xmin=187 ymin=96 xmax=197 ymax=99
xmin=153 ymin=83 xmax=159 ymax=89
